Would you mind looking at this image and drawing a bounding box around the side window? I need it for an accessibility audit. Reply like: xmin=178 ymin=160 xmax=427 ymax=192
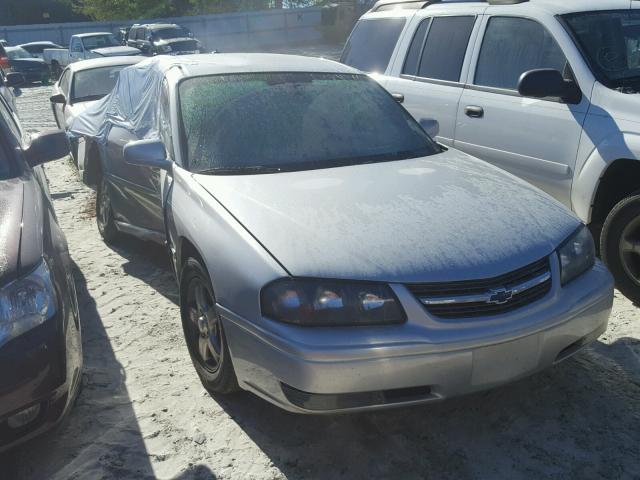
xmin=158 ymin=81 xmax=173 ymax=160
xmin=475 ymin=17 xmax=568 ymax=90
xmin=70 ymin=39 xmax=82 ymax=53
xmin=131 ymin=28 xmax=140 ymax=40
xmin=0 ymin=97 xmax=24 ymax=144
xmin=403 ymin=19 xmax=431 ymax=76
xmin=417 ymin=16 xmax=476 ymax=82
xmin=341 ymin=18 xmax=407 ymax=73
xmin=59 ymin=69 xmax=71 ymax=93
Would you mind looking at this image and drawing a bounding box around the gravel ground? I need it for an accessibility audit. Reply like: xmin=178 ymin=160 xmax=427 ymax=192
xmin=1 ymin=45 xmax=640 ymax=480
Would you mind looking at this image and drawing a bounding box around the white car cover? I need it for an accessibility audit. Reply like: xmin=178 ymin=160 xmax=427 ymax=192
xmin=68 ymin=57 xmax=185 ymax=144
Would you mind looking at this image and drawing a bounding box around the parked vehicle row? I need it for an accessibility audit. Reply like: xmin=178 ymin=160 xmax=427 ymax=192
xmin=43 ymin=33 xmax=141 ymax=78
xmin=342 ymin=0 xmax=640 ymax=303
xmin=0 ymin=94 xmax=81 ymax=451
xmin=66 ymin=53 xmax=613 ymax=414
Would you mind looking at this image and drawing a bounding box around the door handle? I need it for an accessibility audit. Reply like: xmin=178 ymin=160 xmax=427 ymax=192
xmin=465 ymin=106 xmax=484 ymax=118
xmin=391 ymin=93 xmax=405 ymax=103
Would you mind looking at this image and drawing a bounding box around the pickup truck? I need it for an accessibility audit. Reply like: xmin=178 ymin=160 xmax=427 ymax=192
xmin=44 ymin=32 xmax=140 ymax=77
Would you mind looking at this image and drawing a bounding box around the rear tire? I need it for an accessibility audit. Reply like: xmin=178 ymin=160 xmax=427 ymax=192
xmin=180 ymin=257 xmax=239 ymax=394
xmin=96 ymin=173 xmax=119 ymax=244
xmin=601 ymin=193 xmax=640 ymax=304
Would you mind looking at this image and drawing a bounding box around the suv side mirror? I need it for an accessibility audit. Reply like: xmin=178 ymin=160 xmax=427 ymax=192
xmin=26 ymin=130 xmax=69 ymax=167
xmin=419 ymin=118 xmax=440 ymax=138
xmin=5 ymin=72 xmax=24 ymax=88
xmin=123 ymin=139 xmax=172 ymax=170
xmin=518 ymin=69 xmax=582 ymax=104
xmin=50 ymin=92 xmax=66 ymax=104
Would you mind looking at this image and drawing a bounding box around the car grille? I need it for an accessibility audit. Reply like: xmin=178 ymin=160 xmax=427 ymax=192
xmin=169 ymin=40 xmax=197 ymax=52
xmin=406 ymin=257 xmax=552 ymax=319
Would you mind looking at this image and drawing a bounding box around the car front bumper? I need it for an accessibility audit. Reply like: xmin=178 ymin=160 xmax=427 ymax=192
xmin=0 ymin=299 xmax=81 ymax=451
xmin=221 ymin=259 xmax=614 ymax=414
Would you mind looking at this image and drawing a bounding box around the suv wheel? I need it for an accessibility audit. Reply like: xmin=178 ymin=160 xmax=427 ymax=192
xmin=601 ymin=193 xmax=640 ymax=304
xmin=96 ymin=174 xmax=119 ymax=243
xmin=180 ymin=257 xmax=239 ymax=394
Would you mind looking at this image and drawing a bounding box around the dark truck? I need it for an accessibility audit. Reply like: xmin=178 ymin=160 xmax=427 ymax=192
xmin=127 ymin=23 xmax=203 ymax=56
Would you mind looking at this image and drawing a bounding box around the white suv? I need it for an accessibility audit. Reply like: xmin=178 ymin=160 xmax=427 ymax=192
xmin=343 ymin=0 xmax=640 ymax=304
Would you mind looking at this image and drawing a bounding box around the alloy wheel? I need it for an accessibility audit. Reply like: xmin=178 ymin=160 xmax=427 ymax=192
xmin=97 ymin=177 xmax=111 ymax=232
xmin=185 ymin=278 xmax=222 ymax=373
xmin=620 ymin=216 xmax=640 ymax=286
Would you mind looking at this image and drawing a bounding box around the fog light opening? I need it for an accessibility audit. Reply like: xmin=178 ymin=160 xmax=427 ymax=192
xmin=7 ymin=404 xmax=41 ymax=429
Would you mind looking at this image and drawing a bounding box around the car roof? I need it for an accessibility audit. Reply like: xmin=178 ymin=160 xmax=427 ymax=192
xmin=136 ymin=23 xmax=181 ymax=30
xmin=368 ymin=0 xmax=635 ymax=16
xmin=18 ymin=41 xmax=60 ymax=47
xmin=75 ymin=32 xmax=113 ymax=38
xmin=150 ymin=53 xmax=359 ymax=81
xmin=67 ymin=56 xmax=144 ymax=72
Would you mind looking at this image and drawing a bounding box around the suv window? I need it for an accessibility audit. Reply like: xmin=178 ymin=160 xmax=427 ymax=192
xmin=475 ymin=17 xmax=567 ymax=90
xmin=341 ymin=18 xmax=407 ymax=73
xmin=403 ymin=18 xmax=431 ymax=76
xmin=415 ymin=16 xmax=476 ymax=82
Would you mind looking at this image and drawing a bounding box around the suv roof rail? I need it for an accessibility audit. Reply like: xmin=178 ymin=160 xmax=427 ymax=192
xmin=371 ymin=0 xmax=528 ymax=12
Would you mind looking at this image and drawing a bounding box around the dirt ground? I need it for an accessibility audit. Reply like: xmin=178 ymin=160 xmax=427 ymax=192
xmin=2 ymin=45 xmax=640 ymax=480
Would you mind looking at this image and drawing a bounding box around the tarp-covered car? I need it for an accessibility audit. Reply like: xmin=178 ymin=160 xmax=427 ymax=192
xmin=70 ymin=54 xmax=614 ymax=413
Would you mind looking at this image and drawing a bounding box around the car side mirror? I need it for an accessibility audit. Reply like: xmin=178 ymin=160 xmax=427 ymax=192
xmin=26 ymin=130 xmax=70 ymax=167
xmin=518 ymin=69 xmax=582 ymax=104
xmin=50 ymin=92 xmax=66 ymax=104
xmin=419 ymin=118 xmax=440 ymax=138
xmin=123 ymin=139 xmax=172 ymax=170
xmin=5 ymin=72 xmax=25 ymax=88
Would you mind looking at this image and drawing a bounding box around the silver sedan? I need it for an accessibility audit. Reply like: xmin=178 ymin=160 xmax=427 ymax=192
xmin=71 ymin=54 xmax=614 ymax=413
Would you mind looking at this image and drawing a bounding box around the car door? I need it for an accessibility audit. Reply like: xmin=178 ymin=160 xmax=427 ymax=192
xmin=385 ymin=11 xmax=482 ymax=146
xmin=69 ymin=38 xmax=84 ymax=63
xmin=104 ymin=80 xmax=170 ymax=238
xmin=454 ymin=15 xmax=589 ymax=207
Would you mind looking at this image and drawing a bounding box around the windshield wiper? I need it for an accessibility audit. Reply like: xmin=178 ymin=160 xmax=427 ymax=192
xmin=196 ymin=166 xmax=283 ymax=175
xmin=72 ymin=94 xmax=106 ymax=103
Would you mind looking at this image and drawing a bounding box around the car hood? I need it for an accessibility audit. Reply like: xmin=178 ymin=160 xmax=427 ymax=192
xmin=9 ymin=58 xmax=47 ymax=69
xmin=91 ymin=46 xmax=140 ymax=57
xmin=154 ymin=37 xmax=196 ymax=47
xmin=193 ymin=150 xmax=580 ymax=283
xmin=0 ymin=174 xmax=42 ymax=285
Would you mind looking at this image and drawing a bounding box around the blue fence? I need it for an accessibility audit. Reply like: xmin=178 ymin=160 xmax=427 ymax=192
xmin=0 ymin=7 xmax=327 ymax=52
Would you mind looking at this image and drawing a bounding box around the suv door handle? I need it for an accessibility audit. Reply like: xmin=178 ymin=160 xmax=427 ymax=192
xmin=465 ymin=106 xmax=484 ymax=118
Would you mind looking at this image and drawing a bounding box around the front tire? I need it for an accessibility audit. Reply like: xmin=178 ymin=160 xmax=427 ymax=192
xmin=180 ymin=257 xmax=238 ymax=394
xmin=601 ymin=193 xmax=640 ymax=304
xmin=96 ymin=173 xmax=119 ymax=244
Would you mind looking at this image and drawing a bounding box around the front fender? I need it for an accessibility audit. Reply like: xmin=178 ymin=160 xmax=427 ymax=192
xmin=572 ymin=131 xmax=640 ymax=223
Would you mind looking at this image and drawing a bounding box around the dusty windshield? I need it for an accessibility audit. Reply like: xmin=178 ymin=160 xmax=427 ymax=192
xmin=81 ymin=34 xmax=120 ymax=50
xmin=179 ymin=72 xmax=438 ymax=174
xmin=6 ymin=47 xmax=32 ymax=60
xmin=563 ymin=10 xmax=640 ymax=89
xmin=71 ymin=65 xmax=128 ymax=102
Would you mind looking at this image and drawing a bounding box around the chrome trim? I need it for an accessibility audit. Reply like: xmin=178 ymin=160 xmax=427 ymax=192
xmin=419 ymin=271 xmax=551 ymax=306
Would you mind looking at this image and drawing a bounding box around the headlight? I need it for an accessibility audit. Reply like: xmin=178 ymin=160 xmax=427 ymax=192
xmin=0 ymin=261 xmax=57 ymax=347
xmin=261 ymin=278 xmax=406 ymax=326
xmin=557 ymin=225 xmax=595 ymax=286
xmin=159 ymin=45 xmax=172 ymax=53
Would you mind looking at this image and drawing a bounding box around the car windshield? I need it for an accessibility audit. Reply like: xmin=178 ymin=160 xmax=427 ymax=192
xmin=179 ymin=72 xmax=439 ymax=174
xmin=81 ymin=34 xmax=120 ymax=50
xmin=152 ymin=27 xmax=191 ymax=40
xmin=563 ymin=10 xmax=640 ymax=89
xmin=71 ymin=65 xmax=130 ymax=102
xmin=6 ymin=47 xmax=32 ymax=60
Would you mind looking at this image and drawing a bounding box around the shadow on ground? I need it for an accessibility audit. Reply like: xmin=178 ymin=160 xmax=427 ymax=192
xmin=211 ymin=340 xmax=640 ymax=479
